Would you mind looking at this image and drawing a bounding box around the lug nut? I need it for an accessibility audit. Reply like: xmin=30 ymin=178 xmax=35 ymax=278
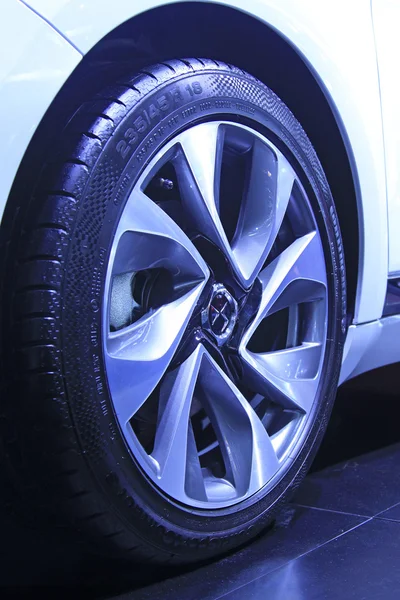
xmin=156 ymin=177 xmax=174 ymax=190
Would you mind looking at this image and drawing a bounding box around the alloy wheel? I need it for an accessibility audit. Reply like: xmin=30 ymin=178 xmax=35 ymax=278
xmin=103 ymin=121 xmax=328 ymax=509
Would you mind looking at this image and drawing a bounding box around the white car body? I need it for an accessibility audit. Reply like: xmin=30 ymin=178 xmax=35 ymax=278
xmin=2 ymin=0 xmax=399 ymax=383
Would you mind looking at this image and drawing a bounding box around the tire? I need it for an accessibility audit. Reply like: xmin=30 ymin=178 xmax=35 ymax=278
xmin=0 ymin=58 xmax=346 ymax=565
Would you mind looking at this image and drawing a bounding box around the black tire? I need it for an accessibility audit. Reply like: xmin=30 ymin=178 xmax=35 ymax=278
xmin=0 ymin=58 xmax=346 ymax=565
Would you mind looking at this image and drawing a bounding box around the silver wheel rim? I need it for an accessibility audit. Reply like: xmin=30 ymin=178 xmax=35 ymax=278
xmin=103 ymin=121 xmax=328 ymax=509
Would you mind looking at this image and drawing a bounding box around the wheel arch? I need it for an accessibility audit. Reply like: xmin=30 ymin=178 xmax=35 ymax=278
xmin=3 ymin=2 xmax=362 ymax=320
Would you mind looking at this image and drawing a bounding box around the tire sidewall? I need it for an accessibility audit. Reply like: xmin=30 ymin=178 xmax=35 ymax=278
xmin=62 ymin=69 xmax=345 ymax=555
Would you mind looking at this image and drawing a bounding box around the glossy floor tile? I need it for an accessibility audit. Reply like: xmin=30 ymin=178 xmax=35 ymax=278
xmin=293 ymin=443 xmax=400 ymax=517
xmin=376 ymin=501 xmax=400 ymax=522
xmin=127 ymin=506 xmax=366 ymax=600
xmin=114 ymin=442 xmax=400 ymax=600
xmin=222 ymin=518 xmax=400 ymax=600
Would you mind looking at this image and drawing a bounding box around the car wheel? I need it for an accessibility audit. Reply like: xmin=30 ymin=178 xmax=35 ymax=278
xmin=0 ymin=58 xmax=346 ymax=564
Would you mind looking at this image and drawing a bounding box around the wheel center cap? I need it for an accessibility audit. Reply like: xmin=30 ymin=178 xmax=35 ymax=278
xmin=201 ymin=284 xmax=238 ymax=345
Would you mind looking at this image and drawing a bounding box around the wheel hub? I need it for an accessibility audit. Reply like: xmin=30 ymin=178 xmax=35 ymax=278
xmin=201 ymin=283 xmax=238 ymax=345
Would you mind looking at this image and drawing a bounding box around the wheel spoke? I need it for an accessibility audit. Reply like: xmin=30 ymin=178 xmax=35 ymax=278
xmin=175 ymin=124 xmax=295 ymax=287
xmin=241 ymin=343 xmax=322 ymax=413
xmin=149 ymin=345 xmax=280 ymax=501
xmin=112 ymin=188 xmax=209 ymax=282
xmin=239 ymin=232 xmax=327 ymax=413
xmin=198 ymin=351 xmax=280 ymax=496
xmin=258 ymin=342 xmax=323 ymax=380
xmin=243 ymin=232 xmax=326 ymax=340
xmin=174 ymin=123 xmax=233 ymax=264
xmin=232 ymin=143 xmax=295 ymax=285
xmin=105 ymin=285 xmax=205 ymax=426
xmin=152 ymin=345 xmax=207 ymax=500
xmin=105 ymin=188 xmax=210 ymax=425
